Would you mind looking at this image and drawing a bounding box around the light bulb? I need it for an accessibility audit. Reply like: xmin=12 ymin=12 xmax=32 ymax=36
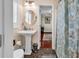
xmin=25 ymin=2 xmax=29 ymax=6
xmin=31 ymin=2 xmax=35 ymax=5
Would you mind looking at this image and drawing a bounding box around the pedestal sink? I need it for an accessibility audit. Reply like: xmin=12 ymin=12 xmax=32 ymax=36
xmin=17 ymin=30 xmax=37 ymax=55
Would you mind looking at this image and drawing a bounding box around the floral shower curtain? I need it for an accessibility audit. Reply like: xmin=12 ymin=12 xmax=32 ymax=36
xmin=56 ymin=0 xmax=79 ymax=58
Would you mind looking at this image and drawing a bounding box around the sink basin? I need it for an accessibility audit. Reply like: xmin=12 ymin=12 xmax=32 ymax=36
xmin=17 ymin=30 xmax=37 ymax=35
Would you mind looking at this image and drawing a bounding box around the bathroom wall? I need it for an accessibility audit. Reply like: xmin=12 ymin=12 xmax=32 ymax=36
xmin=3 ymin=0 xmax=13 ymax=57
xmin=13 ymin=0 xmax=19 ymax=29
xmin=0 ymin=0 xmax=3 ymax=57
xmin=18 ymin=0 xmax=25 ymax=30
xmin=0 ymin=0 xmax=14 ymax=58
xmin=13 ymin=0 xmax=25 ymax=50
xmin=13 ymin=33 xmax=25 ymax=50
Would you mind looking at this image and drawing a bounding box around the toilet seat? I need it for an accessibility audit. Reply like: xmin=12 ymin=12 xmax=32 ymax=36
xmin=13 ymin=49 xmax=24 ymax=58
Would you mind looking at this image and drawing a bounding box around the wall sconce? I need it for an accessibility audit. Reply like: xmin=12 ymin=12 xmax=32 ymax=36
xmin=25 ymin=1 xmax=35 ymax=6
xmin=25 ymin=1 xmax=35 ymax=10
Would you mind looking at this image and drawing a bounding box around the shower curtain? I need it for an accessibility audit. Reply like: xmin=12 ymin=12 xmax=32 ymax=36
xmin=56 ymin=0 xmax=79 ymax=58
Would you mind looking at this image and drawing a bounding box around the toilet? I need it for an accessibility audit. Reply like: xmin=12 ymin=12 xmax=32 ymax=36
xmin=13 ymin=49 xmax=24 ymax=58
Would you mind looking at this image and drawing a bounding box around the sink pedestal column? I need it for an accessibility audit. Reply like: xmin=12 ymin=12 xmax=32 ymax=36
xmin=25 ymin=34 xmax=32 ymax=55
xmin=17 ymin=30 xmax=37 ymax=55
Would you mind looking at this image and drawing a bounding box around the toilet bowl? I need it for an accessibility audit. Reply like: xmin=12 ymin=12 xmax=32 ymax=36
xmin=13 ymin=49 xmax=24 ymax=58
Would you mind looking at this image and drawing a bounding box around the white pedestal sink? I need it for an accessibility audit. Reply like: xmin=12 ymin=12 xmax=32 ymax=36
xmin=17 ymin=30 xmax=37 ymax=55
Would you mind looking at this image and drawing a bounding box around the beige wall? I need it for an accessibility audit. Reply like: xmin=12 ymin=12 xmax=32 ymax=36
xmin=18 ymin=0 xmax=25 ymax=30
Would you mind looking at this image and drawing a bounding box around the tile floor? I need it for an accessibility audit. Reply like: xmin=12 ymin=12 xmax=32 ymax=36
xmin=24 ymin=48 xmax=57 ymax=58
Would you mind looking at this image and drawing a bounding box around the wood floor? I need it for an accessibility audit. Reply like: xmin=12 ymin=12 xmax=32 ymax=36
xmin=41 ymin=40 xmax=52 ymax=48
xmin=41 ymin=32 xmax=52 ymax=48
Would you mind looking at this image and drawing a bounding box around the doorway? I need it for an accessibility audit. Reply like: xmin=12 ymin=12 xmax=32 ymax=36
xmin=40 ymin=6 xmax=52 ymax=48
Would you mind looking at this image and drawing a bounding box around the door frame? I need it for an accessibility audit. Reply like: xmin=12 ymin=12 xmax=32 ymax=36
xmin=39 ymin=5 xmax=52 ymax=48
xmin=39 ymin=4 xmax=55 ymax=49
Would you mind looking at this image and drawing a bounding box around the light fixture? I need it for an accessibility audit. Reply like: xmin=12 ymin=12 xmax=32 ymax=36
xmin=31 ymin=2 xmax=35 ymax=5
xmin=25 ymin=0 xmax=36 ymax=10
xmin=25 ymin=2 xmax=29 ymax=6
xmin=25 ymin=0 xmax=34 ymax=6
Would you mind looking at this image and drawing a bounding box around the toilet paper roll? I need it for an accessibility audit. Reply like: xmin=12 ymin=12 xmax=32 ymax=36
xmin=16 ymin=41 xmax=22 ymax=46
